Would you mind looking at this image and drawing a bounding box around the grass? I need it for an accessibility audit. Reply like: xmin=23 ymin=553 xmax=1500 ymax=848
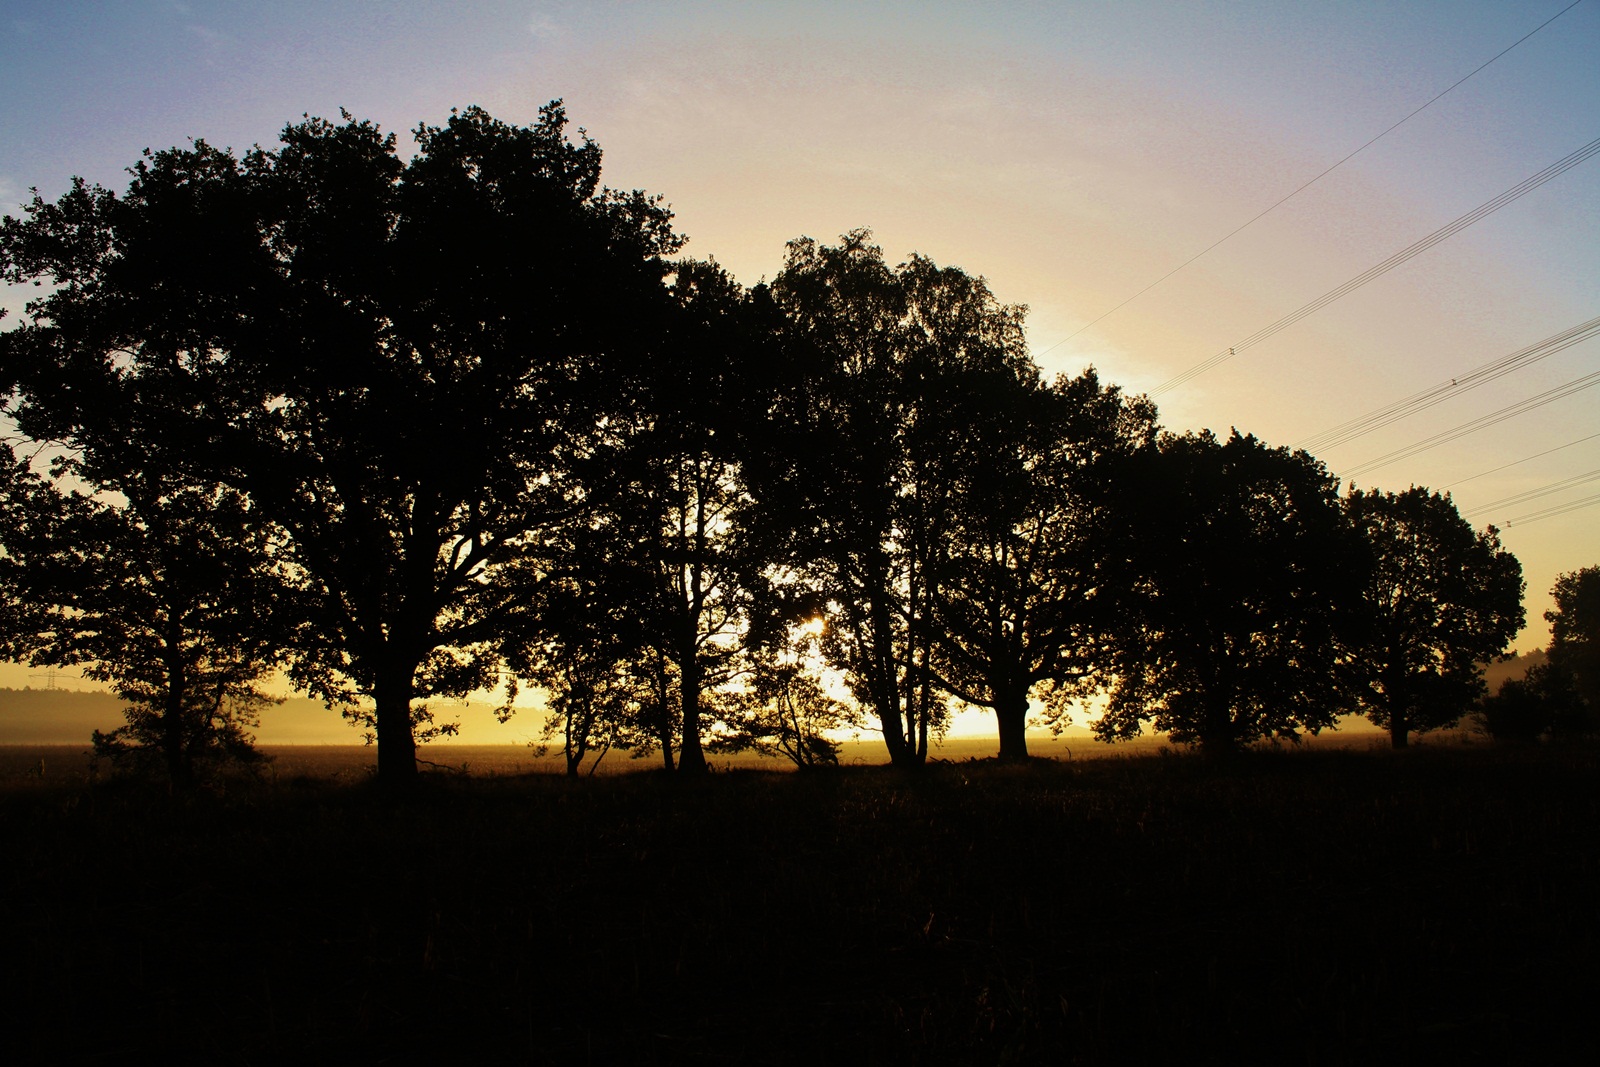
xmin=1 ymin=743 xmax=1595 ymax=1064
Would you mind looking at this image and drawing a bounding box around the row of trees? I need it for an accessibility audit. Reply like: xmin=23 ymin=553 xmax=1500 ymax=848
xmin=0 ymin=103 xmax=1564 ymax=787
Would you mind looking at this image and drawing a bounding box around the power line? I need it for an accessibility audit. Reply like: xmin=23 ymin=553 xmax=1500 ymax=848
xmin=1036 ymin=0 xmax=1590 ymax=360
xmin=1462 ymin=468 xmax=1600 ymax=516
xmin=1295 ymin=315 xmax=1600 ymax=452
xmin=1152 ymin=134 xmax=1600 ymax=396
xmin=1502 ymin=491 xmax=1600 ymax=527
xmin=1439 ymin=430 xmax=1600 ymax=489
xmin=1341 ymin=368 xmax=1600 ymax=478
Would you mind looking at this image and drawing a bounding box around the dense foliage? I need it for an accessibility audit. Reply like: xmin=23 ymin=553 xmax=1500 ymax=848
xmin=930 ymin=369 xmax=1156 ymax=759
xmin=1341 ymin=487 xmax=1525 ymax=747
xmin=763 ymin=233 xmax=1051 ymax=767
xmin=1 ymin=103 xmax=682 ymax=783
xmin=1478 ymin=568 xmax=1599 ymax=741
xmin=1096 ymin=431 xmax=1355 ymax=752
xmin=0 ymin=451 xmax=289 ymax=785
xmin=1548 ymin=566 xmax=1600 ymax=711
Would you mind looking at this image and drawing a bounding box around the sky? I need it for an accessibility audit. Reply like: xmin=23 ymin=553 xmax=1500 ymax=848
xmin=1 ymin=0 xmax=1596 ymax=740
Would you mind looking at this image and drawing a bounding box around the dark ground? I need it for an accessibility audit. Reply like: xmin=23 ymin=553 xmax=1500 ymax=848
xmin=2 ymin=744 xmax=1595 ymax=1064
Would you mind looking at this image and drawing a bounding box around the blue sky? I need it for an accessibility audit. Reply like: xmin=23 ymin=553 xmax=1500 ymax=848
xmin=3 ymin=0 xmax=1597 ymax=734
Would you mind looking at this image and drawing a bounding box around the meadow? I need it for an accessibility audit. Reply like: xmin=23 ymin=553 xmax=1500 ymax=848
xmin=2 ymin=742 xmax=1594 ymax=1064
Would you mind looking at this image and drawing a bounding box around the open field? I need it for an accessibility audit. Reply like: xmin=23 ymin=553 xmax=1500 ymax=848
xmin=3 ymin=743 xmax=1595 ymax=1064
xmin=0 ymin=727 xmax=1410 ymax=786
xmin=0 ymin=737 xmax=1159 ymax=784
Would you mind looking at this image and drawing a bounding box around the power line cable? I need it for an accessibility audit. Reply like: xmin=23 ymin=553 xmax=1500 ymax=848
xmin=1152 ymin=134 xmax=1600 ymax=396
xmin=1439 ymin=430 xmax=1600 ymax=489
xmin=1462 ymin=468 xmax=1600 ymax=516
xmin=1036 ymin=0 xmax=1589 ymax=360
xmin=1295 ymin=315 xmax=1600 ymax=452
xmin=1341 ymin=369 xmax=1600 ymax=478
xmin=1502 ymin=491 xmax=1600 ymax=527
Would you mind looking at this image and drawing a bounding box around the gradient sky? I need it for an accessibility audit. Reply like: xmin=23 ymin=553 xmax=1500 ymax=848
xmin=2 ymin=1 xmax=1596 ymax=739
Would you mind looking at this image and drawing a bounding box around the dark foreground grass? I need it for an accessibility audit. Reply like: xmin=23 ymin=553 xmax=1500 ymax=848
xmin=2 ymin=746 xmax=1596 ymax=1065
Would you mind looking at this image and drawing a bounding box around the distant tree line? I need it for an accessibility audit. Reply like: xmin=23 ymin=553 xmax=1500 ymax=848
xmin=0 ymin=103 xmax=1585 ymax=788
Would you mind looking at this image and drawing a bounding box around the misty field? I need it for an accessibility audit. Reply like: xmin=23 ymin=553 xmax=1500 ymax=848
xmin=2 ymin=744 xmax=1595 ymax=1064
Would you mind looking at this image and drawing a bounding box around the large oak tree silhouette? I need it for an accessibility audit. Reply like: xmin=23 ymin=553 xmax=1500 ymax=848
xmin=0 ymin=102 xmax=683 ymax=784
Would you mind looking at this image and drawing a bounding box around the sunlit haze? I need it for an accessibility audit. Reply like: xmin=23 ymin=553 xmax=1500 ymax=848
xmin=2 ymin=1 xmax=1596 ymax=741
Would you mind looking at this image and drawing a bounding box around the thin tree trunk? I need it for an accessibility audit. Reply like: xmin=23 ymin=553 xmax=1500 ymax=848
xmin=868 ymin=598 xmax=917 ymax=768
xmin=161 ymin=630 xmax=193 ymax=790
xmin=652 ymin=652 xmax=675 ymax=772
xmin=564 ymin=709 xmax=584 ymax=777
xmin=913 ymin=667 xmax=932 ymax=766
xmin=566 ymin=674 xmax=597 ymax=777
xmin=917 ymin=633 xmax=941 ymax=766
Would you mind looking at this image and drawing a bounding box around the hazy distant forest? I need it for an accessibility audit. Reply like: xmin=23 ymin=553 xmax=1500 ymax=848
xmin=2 ymin=103 xmax=1597 ymax=789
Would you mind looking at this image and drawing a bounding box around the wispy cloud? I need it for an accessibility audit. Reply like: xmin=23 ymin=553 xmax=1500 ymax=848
xmin=185 ymin=22 xmax=236 ymax=69
xmin=528 ymin=13 xmax=564 ymax=42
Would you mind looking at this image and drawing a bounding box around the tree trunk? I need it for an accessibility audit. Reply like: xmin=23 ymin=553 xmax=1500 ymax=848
xmin=162 ymin=691 xmax=186 ymax=786
xmin=1384 ymin=668 xmax=1411 ymax=749
xmin=1390 ymin=707 xmax=1410 ymax=749
xmin=373 ymin=664 xmax=419 ymax=786
xmin=161 ymin=626 xmax=193 ymax=789
xmin=883 ymin=693 xmax=924 ymax=769
xmin=678 ymin=654 xmax=708 ymax=775
xmin=879 ymin=703 xmax=912 ymax=766
xmin=650 ymin=654 xmax=675 ymax=772
xmin=1199 ymin=693 xmax=1237 ymax=758
xmin=564 ymin=721 xmax=583 ymax=777
xmin=913 ymin=643 xmax=935 ymax=765
xmin=564 ymin=684 xmax=590 ymax=777
xmin=867 ymin=599 xmax=918 ymax=768
xmin=995 ymin=691 xmax=1030 ymax=761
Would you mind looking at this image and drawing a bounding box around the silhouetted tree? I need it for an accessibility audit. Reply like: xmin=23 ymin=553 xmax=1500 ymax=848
xmin=1483 ymin=567 xmax=1600 ymax=741
xmin=0 ymin=449 xmax=288 ymax=786
xmin=534 ymin=654 xmax=659 ymax=776
xmin=766 ymin=233 xmax=1030 ymax=767
xmin=716 ymin=623 xmax=863 ymax=769
xmin=503 ymin=517 xmax=656 ymax=776
xmin=636 ymin=443 xmax=759 ymax=773
xmin=1547 ymin=566 xmax=1600 ymax=715
xmin=0 ymin=103 xmax=683 ymax=785
xmin=1341 ymin=487 xmax=1523 ymax=747
xmin=931 ymin=368 xmax=1157 ymax=760
xmin=1097 ymin=430 xmax=1353 ymax=754
xmin=1476 ymin=661 xmax=1588 ymax=742
xmin=614 ymin=259 xmax=778 ymax=773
